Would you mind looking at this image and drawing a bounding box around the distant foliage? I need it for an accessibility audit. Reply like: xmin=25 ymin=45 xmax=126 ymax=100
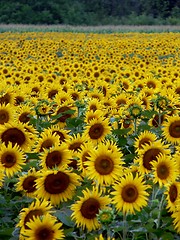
xmin=0 ymin=0 xmax=180 ymax=25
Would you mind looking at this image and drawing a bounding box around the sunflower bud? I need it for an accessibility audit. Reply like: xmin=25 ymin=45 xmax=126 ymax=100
xmin=129 ymin=104 xmax=142 ymax=118
xmin=155 ymin=96 xmax=168 ymax=110
xmin=97 ymin=208 xmax=114 ymax=225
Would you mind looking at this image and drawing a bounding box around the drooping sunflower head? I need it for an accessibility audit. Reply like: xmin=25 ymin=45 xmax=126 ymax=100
xmin=71 ymin=187 xmax=110 ymax=231
xmin=112 ymin=173 xmax=150 ymax=214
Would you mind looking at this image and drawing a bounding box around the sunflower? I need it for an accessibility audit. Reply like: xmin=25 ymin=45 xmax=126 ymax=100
xmin=113 ymin=93 xmax=129 ymax=109
xmin=144 ymin=77 xmax=161 ymax=93
xmin=151 ymin=153 xmax=178 ymax=188
xmin=21 ymin=214 xmax=64 ymax=240
xmin=71 ymin=187 xmax=110 ymax=231
xmin=34 ymin=130 xmax=60 ymax=153
xmin=165 ymin=181 xmax=180 ymax=213
xmin=95 ymin=234 xmax=115 ymax=240
xmin=0 ymin=170 xmax=5 ymax=188
xmin=162 ymin=115 xmax=180 ymax=145
xmin=48 ymin=124 xmax=70 ymax=143
xmin=84 ymin=110 xmax=105 ymax=124
xmin=14 ymin=104 xmax=35 ymax=124
xmin=86 ymin=98 xmax=103 ymax=112
xmin=112 ymin=173 xmax=150 ymax=214
xmin=35 ymin=168 xmax=81 ymax=205
xmin=66 ymin=133 xmax=87 ymax=169
xmin=39 ymin=142 xmax=71 ymax=170
xmin=53 ymin=101 xmax=76 ymax=125
xmin=35 ymin=100 xmax=53 ymax=116
xmin=16 ymin=168 xmax=41 ymax=198
xmin=76 ymin=141 xmax=94 ymax=177
xmin=173 ymin=146 xmax=180 ymax=175
xmin=0 ymin=142 xmax=26 ymax=177
xmin=17 ymin=198 xmax=54 ymax=230
xmin=83 ymin=116 xmax=111 ymax=144
xmin=134 ymin=130 xmax=157 ymax=153
xmin=149 ymin=113 xmax=166 ymax=128
xmin=86 ymin=141 xmax=124 ymax=186
xmin=0 ymin=84 xmax=15 ymax=105
xmin=0 ymin=121 xmax=33 ymax=151
xmin=171 ymin=201 xmax=180 ymax=234
xmin=135 ymin=140 xmax=171 ymax=174
xmin=0 ymin=103 xmax=13 ymax=125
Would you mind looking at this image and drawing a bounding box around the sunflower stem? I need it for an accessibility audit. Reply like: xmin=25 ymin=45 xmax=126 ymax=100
xmin=156 ymin=193 xmax=164 ymax=229
xmin=123 ymin=213 xmax=127 ymax=240
xmin=134 ymin=118 xmax=137 ymax=135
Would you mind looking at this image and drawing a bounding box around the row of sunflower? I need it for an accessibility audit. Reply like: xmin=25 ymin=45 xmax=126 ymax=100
xmin=0 ymin=31 xmax=179 ymax=239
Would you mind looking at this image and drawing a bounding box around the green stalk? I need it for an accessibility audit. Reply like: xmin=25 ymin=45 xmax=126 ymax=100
xmin=156 ymin=194 xmax=164 ymax=229
xmin=123 ymin=213 xmax=127 ymax=240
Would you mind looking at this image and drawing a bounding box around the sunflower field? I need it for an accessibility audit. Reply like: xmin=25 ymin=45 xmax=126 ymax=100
xmin=0 ymin=31 xmax=180 ymax=240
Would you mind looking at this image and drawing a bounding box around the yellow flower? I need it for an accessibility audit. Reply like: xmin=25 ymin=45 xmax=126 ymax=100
xmin=83 ymin=116 xmax=111 ymax=144
xmin=134 ymin=130 xmax=157 ymax=153
xmin=171 ymin=201 xmax=180 ymax=234
xmin=151 ymin=153 xmax=178 ymax=188
xmin=112 ymin=173 xmax=150 ymax=214
xmin=165 ymin=181 xmax=180 ymax=213
xmin=0 ymin=121 xmax=33 ymax=151
xmin=86 ymin=141 xmax=123 ymax=186
xmin=35 ymin=169 xmax=81 ymax=206
xmin=16 ymin=168 xmax=40 ymax=198
xmin=17 ymin=198 xmax=54 ymax=230
xmin=71 ymin=187 xmax=110 ymax=231
xmin=0 ymin=142 xmax=26 ymax=177
xmin=21 ymin=214 xmax=64 ymax=240
xmin=135 ymin=140 xmax=171 ymax=174
xmin=162 ymin=115 xmax=180 ymax=145
xmin=39 ymin=142 xmax=71 ymax=170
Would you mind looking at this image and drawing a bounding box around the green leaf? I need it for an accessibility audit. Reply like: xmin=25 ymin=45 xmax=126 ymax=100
xmin=0 ymin=228 xmax=14 ymax=237
xmin=56 ymin=51 xmax=63 ymax=58
xmin=160 ymin=232 xmax=175 ymax=240
xmin=54 ymin=208 xmax=75 ymax=227
xmin=117 ymin=137 xmax=127 ymax=147
xmin=112 ymin=128 xmax=131 ymax=136
xmin=66 ymin=117 xmax=84 ymax=128
xmin=51 ymin=110 xmax=76 ymax=120
xmin=141 ymin=110 xmax=158 ymax=118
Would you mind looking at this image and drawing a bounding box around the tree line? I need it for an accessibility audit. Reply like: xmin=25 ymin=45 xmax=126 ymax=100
xmin=0 ymin=0 xmax=180 ymax=25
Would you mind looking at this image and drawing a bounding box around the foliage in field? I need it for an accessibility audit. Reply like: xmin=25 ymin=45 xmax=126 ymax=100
xmin=0 ymin=32 xmax=180 ymax=240
xmin=0 ymin=0 xmax=180 ymax=25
